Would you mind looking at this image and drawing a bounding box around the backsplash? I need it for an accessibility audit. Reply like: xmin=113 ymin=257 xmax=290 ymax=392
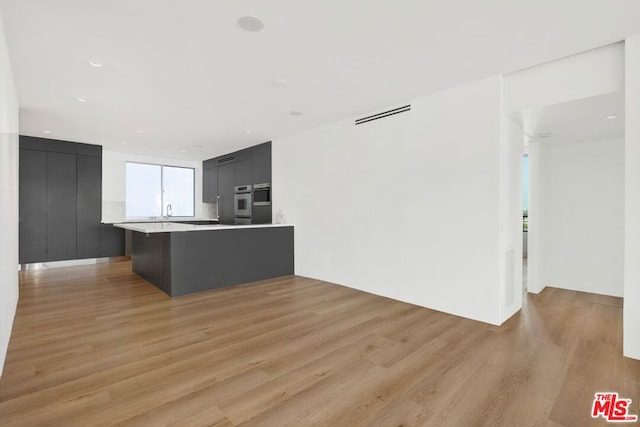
xmin=102 ymin=201 xmax=125 ymax=223
xmin=202 ymin=203 xmax=217 ymax=219
xmin=102 ymin=201 xmax=218 ymax=222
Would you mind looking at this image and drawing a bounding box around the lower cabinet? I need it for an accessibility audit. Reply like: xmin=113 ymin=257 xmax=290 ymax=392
xmin=101 ymin=225 xmax=126 ymax=258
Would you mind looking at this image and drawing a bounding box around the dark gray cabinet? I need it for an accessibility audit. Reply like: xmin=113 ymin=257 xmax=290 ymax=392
xmin=77 ymin=155 xmax=102 ymax=259
xmin=101 ymin=225 xmax=125 ymax=257
xmin=202 ymin=166 xmax=218 ymax=203
xmin=19 ymin=149 xmax=47 ymax=263
xmin=252 ymin=142 xmax=271 ymax=185
xmin=234 ymin=159 xmax=252 ymax=186
xmin=251 ymin=142 xmax=271 ymax=224
xmin=19 ymin=136 xmax=124 ymax=264
xmin=210 ymin=166 xmax=218 ymax=201
xmin=46 ymin=152 xmax=78 ymax=261
xmin=201 ymin=141 xmax=272 ymax=225
xmin=218 ymin=163 xmax=235 ymax=224
xmin=203 ymin=167 xmax=212 ymax=202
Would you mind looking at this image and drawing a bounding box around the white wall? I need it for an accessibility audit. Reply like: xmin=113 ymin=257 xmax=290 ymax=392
xmin=0 ymin=9 xmax=19 ymax=377
xmin=625 ymin=35 xmax=640 ymax=360
xmin=527 ymin=141 xmax=544 ymax=293
xmin=504 ymin=43 xmax=624 ymax=113
xmin=274 ymin=77 xmax=507 ymax=325
xmin=536 ymin=139 xmax=624 ymax=297
xmin=499 ymin=114 xmax=524 ymax=322
xmin=101 ymin=150 xmax=211 ymax=222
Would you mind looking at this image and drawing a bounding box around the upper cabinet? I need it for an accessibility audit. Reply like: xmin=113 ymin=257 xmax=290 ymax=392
xmin=252 ymin=142 xmax=272 ymax=185
xmin=202 ymin=166 xmax=218 ymax=203
xmin=234 ymin=159 xmax=252 ymax=186
xmin=217 ymin=163 xmax=235 ymax=224
xmin=202 ymin=141 xmax=271 ymax=197
xmin=201 ymin=142 xmax=272 ymax=224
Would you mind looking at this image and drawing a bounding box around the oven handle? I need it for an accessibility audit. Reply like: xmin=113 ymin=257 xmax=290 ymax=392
xmin=216 ymin=195 xmax=220 ymax=219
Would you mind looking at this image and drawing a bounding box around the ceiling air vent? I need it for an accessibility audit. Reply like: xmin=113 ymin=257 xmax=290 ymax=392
xmin=355 ymin=104 xmax=411 ymax=125
xmin=217 ymin=155 xmax=235 ymax=164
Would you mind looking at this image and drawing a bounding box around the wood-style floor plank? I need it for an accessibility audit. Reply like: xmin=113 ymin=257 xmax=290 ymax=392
xmin=0 ymin=260 xmax=638 ymax=426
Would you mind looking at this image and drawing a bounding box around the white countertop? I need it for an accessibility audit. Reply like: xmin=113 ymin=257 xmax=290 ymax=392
xmin=102 ymin=217 xmax=218 ymax=224
xmin=114 ymin=222 xmax=292 ymax=233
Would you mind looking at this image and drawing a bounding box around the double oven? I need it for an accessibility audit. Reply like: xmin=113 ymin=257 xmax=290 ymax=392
xmin=234 ymin=182 xmax=272 ymax=225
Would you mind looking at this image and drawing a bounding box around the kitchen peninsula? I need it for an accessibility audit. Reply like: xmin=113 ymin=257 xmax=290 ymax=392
xmin=115 ymin=222 xmax=294 ymax=296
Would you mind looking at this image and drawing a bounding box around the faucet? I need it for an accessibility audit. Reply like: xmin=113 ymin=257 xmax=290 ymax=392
xmin=166 ymin=204 xmax=173 ymax=218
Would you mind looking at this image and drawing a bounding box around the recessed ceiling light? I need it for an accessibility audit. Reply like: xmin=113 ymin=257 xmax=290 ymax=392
xmin=120 ymin=141 xmax=129 ymax=145
xmin=538 ymin=132 xmax=552 ymax=138
xmin=136 ymin=130 xmax=143 ymax=134
xmin=289 ymin=111 xmax=303 ymax=117
xmin=245 ymin=129 xmax=252 ymax=134
xmin=89 ymin=61 xmax=102 ymax=68
xmin=43 ymin=130 xmax=51 ymax=134
xmin=237 ymin=16 xmax=264 ymax=32
xmin=607 ymin=115 xmax=617 ymax=119
xmin=273 ymin=78 xmax=288 ymax=87
xmin=180 ymin=149 xmax=187 ymax=153
xmin=76 ymin=97 xmax=87 ymax=103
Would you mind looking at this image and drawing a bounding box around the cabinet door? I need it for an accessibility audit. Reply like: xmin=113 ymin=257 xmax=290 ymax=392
xmin=252 ymin=142 xmax=271 ymax=184
xmin=209 ymin=165 xmax=218 ymax=200
xmin=76 ymin=155 xmax=102 ymax=259
xmin=234 ymin=159 xmax=252 ymax=186
xmin=203 ymin=166 xmax=219 ymax=203
xmin=203 ymin=168 xmax=212 ymax=202
xmin=101 ymin=225 xmax=125 ymax=257
xmin=218 ymin=163 xmax=235 ymax=223
xmin=19 ymin=149 xmax=47 ymax=263
xmin=46 ymin=152 xmax=77 ymax=261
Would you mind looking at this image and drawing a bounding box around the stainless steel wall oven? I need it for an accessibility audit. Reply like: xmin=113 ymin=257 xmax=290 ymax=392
xmin=233 ymin=185 xmax=252 ymax=224
xmin=253 ymin=183 xmax=271 ymax=206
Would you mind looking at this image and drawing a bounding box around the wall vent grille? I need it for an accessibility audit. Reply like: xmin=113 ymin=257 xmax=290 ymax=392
xmin=217 ymin=155 xmax=235 ymax=164
xmin=355 ymin=104 xmax=411 ymax=125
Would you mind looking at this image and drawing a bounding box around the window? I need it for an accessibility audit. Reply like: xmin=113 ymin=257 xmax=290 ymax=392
xmin=126 ymin=162 xmax=195 ymax=218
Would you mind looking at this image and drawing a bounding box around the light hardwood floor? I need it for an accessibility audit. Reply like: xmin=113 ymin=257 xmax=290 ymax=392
xmin=0 ymin=260 xmax=638 ymax=426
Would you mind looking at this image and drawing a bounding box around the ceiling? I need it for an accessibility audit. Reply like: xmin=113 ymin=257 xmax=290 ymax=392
xmin=517 ymin=92 xmax=624 ymax=147
xmin=1 ymin=1 xmax=640 ymax=161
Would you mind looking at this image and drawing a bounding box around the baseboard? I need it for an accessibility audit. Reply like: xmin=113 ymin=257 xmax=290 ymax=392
xmin=19 ymin=256 xmax=130 ymax=271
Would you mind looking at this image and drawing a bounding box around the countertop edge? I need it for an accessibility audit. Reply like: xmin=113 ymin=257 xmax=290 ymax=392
xmin=102 ymin=217 xmax=219 ymax=225
xmin=114 ymin=222 xmax=294 ymax=233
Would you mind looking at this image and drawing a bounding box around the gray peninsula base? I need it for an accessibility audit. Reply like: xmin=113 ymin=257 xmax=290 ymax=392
xmin=131 ymin=226 xmax=294 ymax=296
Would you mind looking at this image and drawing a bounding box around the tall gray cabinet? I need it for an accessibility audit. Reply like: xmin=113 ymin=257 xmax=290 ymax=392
xmin=202 ymin=141 xmax=272 ymax=225
xmin=19 ymin=136 xmax=125 ymax=264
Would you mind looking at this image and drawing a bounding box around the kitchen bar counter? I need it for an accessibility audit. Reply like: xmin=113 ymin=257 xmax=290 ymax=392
xmin=116 ymin=223 xmax=294 ymax=297
xmin=114 ymin=222 xmax=290 ymax=233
